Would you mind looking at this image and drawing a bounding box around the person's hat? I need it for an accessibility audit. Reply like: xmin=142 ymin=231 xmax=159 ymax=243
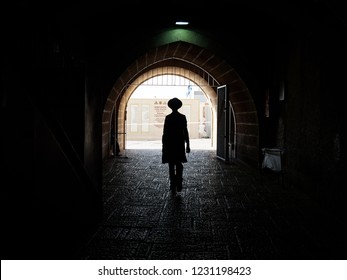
xmin=168 ymin=98 xmax=182 ymax=110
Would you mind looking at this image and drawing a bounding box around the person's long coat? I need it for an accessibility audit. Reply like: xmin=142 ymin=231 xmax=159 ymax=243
xmin=162 ymin=111 xmax=189 ymax=164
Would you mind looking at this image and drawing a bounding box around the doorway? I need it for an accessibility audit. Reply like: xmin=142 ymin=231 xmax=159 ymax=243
xmin=124 ymin=75 xmax=215 ymax=151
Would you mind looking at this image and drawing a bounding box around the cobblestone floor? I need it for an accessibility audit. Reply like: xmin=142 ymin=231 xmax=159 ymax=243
xmin=77 ymin=149 xmax=347 ymax=260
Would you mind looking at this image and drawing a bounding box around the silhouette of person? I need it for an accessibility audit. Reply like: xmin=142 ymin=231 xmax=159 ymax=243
xmin=162 ymin=98 xmax=190 ymax=192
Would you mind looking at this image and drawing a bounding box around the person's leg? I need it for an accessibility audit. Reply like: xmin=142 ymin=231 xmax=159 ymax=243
xmin=168 ymin=163 xmax=176 ymax=191
xmin=176 ymin=162 xmax=183 ymax=191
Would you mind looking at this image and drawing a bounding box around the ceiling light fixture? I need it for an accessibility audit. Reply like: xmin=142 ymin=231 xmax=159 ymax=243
xmin=175 ymin=21 xmax=189 ymax=25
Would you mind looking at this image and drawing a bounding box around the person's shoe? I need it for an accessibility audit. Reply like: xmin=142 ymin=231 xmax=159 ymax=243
xmin=170 ymin=180 xmax=176 ymax=192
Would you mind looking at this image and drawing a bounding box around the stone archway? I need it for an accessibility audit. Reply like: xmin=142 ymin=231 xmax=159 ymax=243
xmin=117 ymin=67 xmax=217 ymax=151
xmin=102 ymin=41 xmax=259 ymax=167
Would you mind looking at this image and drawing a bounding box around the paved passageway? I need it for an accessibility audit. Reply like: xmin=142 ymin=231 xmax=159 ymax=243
xmin=77 ymin=149 xmax=347 ymax=259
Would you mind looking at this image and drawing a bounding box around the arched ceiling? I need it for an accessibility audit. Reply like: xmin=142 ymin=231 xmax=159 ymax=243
xmin=10 ymin=0 xmax=345 ymax=62
xmin=7 ymin=0 xmax=345 ymax=98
